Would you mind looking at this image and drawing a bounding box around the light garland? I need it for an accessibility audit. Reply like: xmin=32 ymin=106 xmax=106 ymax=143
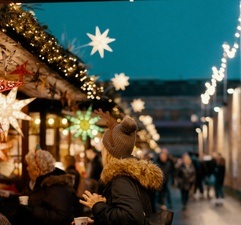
xmin=0 ymin=4 xmax=103 ymax=100
xmin=201 ymin=1 xmax=241 ymax=105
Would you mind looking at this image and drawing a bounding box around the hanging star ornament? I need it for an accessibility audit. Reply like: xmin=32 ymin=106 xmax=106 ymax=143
xmin=66 ymin=105 xmax=103 ymax=143
xmin=9 ymin=60 xmax=33 ymax=82
xmin=87 ymin=26 xmax=116 ymax=58
xmin=0 ymin=87 xmax=36 ymax=136
xmin=131 ymin=98 xmax=145 ymax=112
xmin=111 ymin=73 xmax=129 ymax=91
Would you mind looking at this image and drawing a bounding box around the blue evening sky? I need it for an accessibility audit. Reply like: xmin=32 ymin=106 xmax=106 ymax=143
xmin=32 ymin=0 xmax=240 ymax=82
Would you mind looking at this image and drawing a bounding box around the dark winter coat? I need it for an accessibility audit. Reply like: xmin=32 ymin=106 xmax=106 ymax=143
xmin=15 ymin=168 xmax=76 ymax=225
xmin=177 ymin=163 xmax=196 ymax=190
xmin=91 ymin=157 xmax=163 ymax=225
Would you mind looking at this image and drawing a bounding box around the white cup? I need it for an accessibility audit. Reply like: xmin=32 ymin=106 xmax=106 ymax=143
xmin=18 ymin=196 xmax=29 ymax=205
xmin=74 ymin=217 xmax=88 ymax=225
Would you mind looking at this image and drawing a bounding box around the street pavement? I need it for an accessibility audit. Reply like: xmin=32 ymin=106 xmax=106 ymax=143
xmin=162 ymin=187 xmax=241 ymax=225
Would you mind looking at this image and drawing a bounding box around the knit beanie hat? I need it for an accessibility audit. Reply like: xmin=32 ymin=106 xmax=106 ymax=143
xmin=96 ymin=109 xmax=138 ymax=158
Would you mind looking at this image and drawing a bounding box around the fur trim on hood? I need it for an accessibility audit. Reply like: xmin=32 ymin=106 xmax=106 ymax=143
xmin=100 ymin=157 xmax=163 ymax=190
xmin=41 ymin=174 xmax=74 ymax=188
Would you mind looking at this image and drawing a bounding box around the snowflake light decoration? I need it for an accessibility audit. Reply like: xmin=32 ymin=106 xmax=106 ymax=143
xmin=0 ymin=87 xmax=35 ymax=136
xmin=87 ymin=26 xmax=116 ymax=58
xmin=66 ymin=106 xmax=103 ymax=142
xmin=111 ymin=73 xmax=129 ymax=91
xmin=131 ymin=98 xmax=145 ymax=112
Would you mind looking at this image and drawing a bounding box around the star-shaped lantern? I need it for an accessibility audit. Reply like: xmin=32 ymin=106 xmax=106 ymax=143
xmin=111 ymin=73 xmax=129 ymax=91
xmin=66 ymin=105 xmax=103 ymax=142
xmin=87 ymin=26 xmax=115 ymax=58
xmin=131 ymin=98 xmax=145 ymax=112
xmin=0 ymin=87 xmax=35 ymax=136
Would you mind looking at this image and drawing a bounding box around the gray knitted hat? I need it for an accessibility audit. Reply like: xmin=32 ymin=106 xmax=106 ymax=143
xmin=95 ymin=109 xmax=138 ymax=159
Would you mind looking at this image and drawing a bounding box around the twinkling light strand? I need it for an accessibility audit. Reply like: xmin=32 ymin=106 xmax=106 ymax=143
xmin=201 ymin=1 xmax=241 ymax=106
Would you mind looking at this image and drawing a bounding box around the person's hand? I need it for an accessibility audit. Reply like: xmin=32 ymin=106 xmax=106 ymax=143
xmin=79 ymin=190 xmax=106 ymax=209
xmin=71 ymin=217 xmax=94 ymax=225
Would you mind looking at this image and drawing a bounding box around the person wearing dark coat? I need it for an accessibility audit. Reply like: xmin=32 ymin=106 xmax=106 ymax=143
xmin=156 ymin=150 xmax=173 ymax=210
xmin=79 ymin=111 xmax=164 ymax=225
xmin=11 ymin=149 xmax=76 ymax=225
xmin=176 ymin=153 xmax=196 ymax=210
xmin=214 ymin=154 xmax=226 ymax=206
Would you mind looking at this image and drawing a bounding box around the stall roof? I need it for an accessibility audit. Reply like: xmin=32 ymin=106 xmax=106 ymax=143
xmin=0 ymin=4 xmax=103 ymax=103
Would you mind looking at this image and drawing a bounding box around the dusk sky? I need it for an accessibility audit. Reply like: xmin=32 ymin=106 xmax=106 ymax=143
xmin=32 ymin=0 xmax=240 ymax=82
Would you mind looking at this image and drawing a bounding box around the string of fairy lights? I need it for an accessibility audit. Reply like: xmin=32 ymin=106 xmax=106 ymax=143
xmin=0 ymin=3 xmax=103 ymax=100
xmin=200 ymin=1 xmax=241 ymax=107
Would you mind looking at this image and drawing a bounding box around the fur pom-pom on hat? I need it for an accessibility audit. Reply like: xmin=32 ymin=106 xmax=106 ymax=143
xmin=102 ymin=116 xmax=138 ymax=159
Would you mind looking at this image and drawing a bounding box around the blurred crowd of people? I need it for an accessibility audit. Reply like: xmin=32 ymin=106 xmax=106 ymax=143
xmin=143 ymin=148 xmax=226 ymax=212
xmin=0 ymin=127 xmax=226 ymax=225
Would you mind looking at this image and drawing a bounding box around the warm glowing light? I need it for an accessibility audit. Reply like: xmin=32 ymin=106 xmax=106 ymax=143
xmin=111 ymin=73 xmax=129 ymax=91
xmin=0 ymin=87 xmax=35 ymax=136
xmin=62 ymin=129 xmax=69 ymax=136
xmin=131 ymin=98 xmax=145 ymax=112
xmin=62 ymin=118 xmax=68 ymax=125
xmin=34 ymin=118 xmax=41 ymax=125
xmin=227 ymin=88 xmax=234 ymax=94
xmin=214 ymin=107 xmax=220 ymax=112
xmin=48 ymin=118 xmax=55 ymax=125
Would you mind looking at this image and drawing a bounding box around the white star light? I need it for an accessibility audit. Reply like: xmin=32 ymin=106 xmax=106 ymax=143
xmin=87 ymin=26 xmax=116 ymax=58
xmin=111 ymin=73 xmax=129 ymax=91
xmin=131 ymin=99 xmax=145 ymax=112
xmin=0 ymin=87 xmax=35 ymax=136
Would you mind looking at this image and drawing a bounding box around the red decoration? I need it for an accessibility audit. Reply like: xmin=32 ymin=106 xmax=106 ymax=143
xmin=9 ymin=61 xmax=33 ymax=82
xmin=0 ymin=79 xmax=23 ymax=93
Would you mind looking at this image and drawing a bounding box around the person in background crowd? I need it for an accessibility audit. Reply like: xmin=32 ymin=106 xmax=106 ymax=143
xmin=176 ymin=153 xmax=196 ymax=210
xmin=85 ymin=147 xmax=103 ymax=196
xmin=79 ymin=110 xmax=163 ymax=225
xmin=62 ymin=154 xmax=83 ymax=217
xmin=190 ymin=152 xmax=205 ymax=199
xmin=214 ymin=153 xmax=226 ymax=206
xmin=62 ymin=154 xmax=80 ymax=192
xmin=140 ymin=149 xmax=158 ymax=213
xmin=85 ymin=147 xmax=103 ymax=182
xmin=203 ymin=152 xmax=217 ymax=199
xmin=156 ymin=150 xmax=173 ymax=210
xmin=11 ymin=149 xmax=76 ymax=225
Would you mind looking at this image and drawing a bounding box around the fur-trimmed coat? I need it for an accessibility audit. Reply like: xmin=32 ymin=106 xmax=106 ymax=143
xmin=92 ymin=157 xmax=163 ymax=225
xmin=13 ymin=168 xmax=76 ymax=225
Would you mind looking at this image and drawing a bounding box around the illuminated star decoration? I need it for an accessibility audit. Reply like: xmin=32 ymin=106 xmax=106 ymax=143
xmin=66 ymin=105 xmax=103 ymax=142
xmin=87 ymin=26 xmax=116 ymax=58
xmin=111 ymin=73 xmax=129 ymax=91
xmin=0 ymin=87 xmax=36 ymax=136
xmin=131 ymin=99 xmax=145 ymax=112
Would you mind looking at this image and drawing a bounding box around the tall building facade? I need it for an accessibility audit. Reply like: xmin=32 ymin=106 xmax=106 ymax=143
xmin=121 ymin=79 xmax=239 ymax=156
